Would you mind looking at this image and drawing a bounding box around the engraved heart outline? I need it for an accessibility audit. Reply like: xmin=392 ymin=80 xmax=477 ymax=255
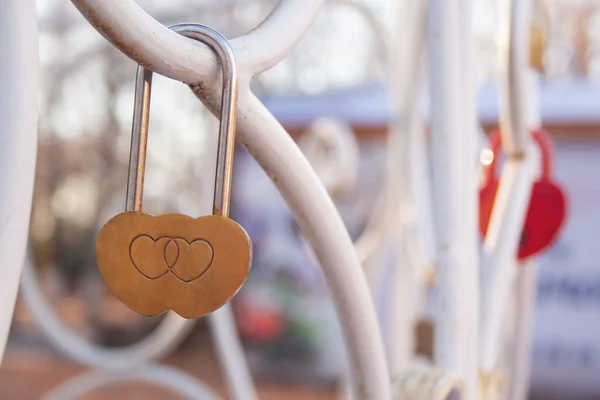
xmin=129 ymin=235 xmax=215 ymax=282
xmin=169 ymin=237 xmax=214 ymax=282
xmin=128 ymin=235 xmax=171 ymax=280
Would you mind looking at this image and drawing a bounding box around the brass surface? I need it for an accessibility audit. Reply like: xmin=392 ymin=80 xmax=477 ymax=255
xmin=96 ymin=212 xmax=251 ymax=319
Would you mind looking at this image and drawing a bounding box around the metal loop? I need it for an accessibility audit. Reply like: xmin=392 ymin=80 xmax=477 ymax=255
xmin=392 ymin=368 xmax=463 ymax=400
xmin=126 ymin=23 xmax=239 ymax=218
xmin=41 ymin=364 xmax=221 ymax=400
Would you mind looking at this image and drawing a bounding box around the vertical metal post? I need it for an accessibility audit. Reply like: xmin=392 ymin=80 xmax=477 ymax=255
xmin=0 ymin=0 xmax=39 ymax=362
xmin=427 ymin=0 xmax=479 ymax=398
xmin=209 ymin=305 xmax=259 ymax=400
xmin=456 ymin=1 xmax=480 ymax=399
xmin=508 ymin=70 xmax=542 ymax=400
xmin=480 ymin=0 xmax=537 ymax=379
xmin=509 ymin=260 xmax=538 ymax=400
xmin=385 ymin=0 xmax=426 ymax=376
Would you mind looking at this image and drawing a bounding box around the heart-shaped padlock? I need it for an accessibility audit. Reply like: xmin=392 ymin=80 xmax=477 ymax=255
xmin=479 ymin=128 xmax=567 ymax=260
xmin=96 ymin=24 xmax=251 ymax=319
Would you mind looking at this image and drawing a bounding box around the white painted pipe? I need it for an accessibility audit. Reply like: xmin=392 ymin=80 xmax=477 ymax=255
xmin=384 ymin=0 xmax=427 ymax=377
xmin=480 ymin=0 xmax=537 ymax=375
xmin=427 ymin=1 xmax=478 ymax=399
xmin=0 ymin=0 xmax=39 ymax=362
xmin=205 ymin=108 xmax=259 ymax=400
xmin=508 ymin=260 xmax=538 ymax=400
xmin=479 ymin=157 xmax=535 ymax=372
xmin=455 ymin=1 xmax=480 ymax=399
xmin=208 ymin=305 xmax=258 ymax=400
xmin=427 ymin=0 xmax=461 ymax=374
xmin=506 ymin=71 xmax=541 ymax=400
xmin=20 ymin=259 xmax=195 ymax=368
xmin=42 ymin=364 xmax=221 ymax=400
xmin=297 ymin=117 xmax=360 ymax=199
xmin=70 ymin=0 xmax=325 ymax=83
xmin=497 ymin=0 xmax=533 ymax=154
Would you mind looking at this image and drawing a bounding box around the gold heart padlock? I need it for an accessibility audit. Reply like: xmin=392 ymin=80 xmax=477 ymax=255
xmin=96 ymin=24 xmax=251 ymax=319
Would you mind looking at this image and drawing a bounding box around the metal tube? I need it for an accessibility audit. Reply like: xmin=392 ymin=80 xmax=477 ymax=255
xmin=0 ymin=0 xmax=39 ymax=362
xmin=42 ymin=365 xmax=220 ymax=400
xmin=126 ymin=66 xmax=152 ymax=211
xmin=20 ymin=259 xmax=196 ymax=368
xmin=209 ymin=305 xmax=259 ymax=400
xmin=70 ymin=0 xmax=326 ymax=81
xmin=480 ymin=0 xmax=537 ymax=374
xmin=456 ymin=0 xmax=480 ymax=398
xmin=479 ymin=158 xmax=535 ymax=371
xmin=385 ymin=0 xmax=427 ymax=376
xmin=169 ymin=25 xmax=239 ymax=218
xmin=498 ymin=0 xmax=533 ymax=154
xmin=508 ymin=260 xmax=538 ymax=400
xmin=427 ymin=2 xmax=479 ymax=399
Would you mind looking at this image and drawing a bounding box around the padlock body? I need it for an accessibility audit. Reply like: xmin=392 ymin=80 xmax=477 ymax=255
xmin=96 ymin=212 xmax=252 ymax=319
xmin=479 ymin=178 xmax=566 ymax=260
xmin=518 ymin=179 xmax=566 ymax=259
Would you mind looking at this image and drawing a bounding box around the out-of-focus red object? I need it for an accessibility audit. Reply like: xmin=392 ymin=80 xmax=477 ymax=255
xmin=479 ymin=128 xmax=567 ymax=260
xmin=235 ymin=297 xmax=285 ymax=343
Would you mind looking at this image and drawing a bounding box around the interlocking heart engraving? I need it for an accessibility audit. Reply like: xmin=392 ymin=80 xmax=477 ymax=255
xmin=129 ymin=235 xmax=214 ymax=282
xmin=97 ymin=212 xmax=251 ymax=319
xmin=95 ymin=24 xmax=252 ymax=319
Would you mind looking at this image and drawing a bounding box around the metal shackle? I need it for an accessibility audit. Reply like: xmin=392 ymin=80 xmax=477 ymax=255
xmin=126 ymin=23 xmax=239 ymax=218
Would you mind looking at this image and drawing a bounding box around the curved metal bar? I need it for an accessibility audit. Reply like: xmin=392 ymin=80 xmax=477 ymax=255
xmin=215 ymin=93 xmax=390 ymax=399
xmin=232 ymin=0 xmax=326 ymax=75
xmin=329 ymin=0 xmax=389 ymax=69
xmin=20 ymin=260 xmax=195 ymax=369
xmin=41 ymin=364 xmax=221 ymax=400
xmin=69 ymin=1 xmax=391 ymax=398
xmin=479 ymin=157 xmax=536 ymax=372
xmin=70 ymin=0 xmax=325 ymax=82
xmin=392 ymin=367 xmax=463 ymax=400
xmin=23 ymin=259 xmax=258 ymax=400
xmin=336 ymin=0 xmax=398 ymax=268
xmin=209 ymin=305 xmax=259 ymax=400
xmin=0 ymin=0 xmax=39 ymax=361
xmin=479 ymin=0 xmax=537 ymax=373
xmin=497 ymin=0 xmax=532 ymax=154
xmin=297 ymin=118 xmax=360 ymax=198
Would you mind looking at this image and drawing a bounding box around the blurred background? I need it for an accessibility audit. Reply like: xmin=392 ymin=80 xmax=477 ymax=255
xmin=3 ymin=0 xmax=600 ymax=399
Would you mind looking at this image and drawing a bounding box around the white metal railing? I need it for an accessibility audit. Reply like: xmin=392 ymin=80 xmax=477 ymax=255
xmin=480 ymin=0 xmax=538 ymax=378
xmin=0 ymin=0 xmax=39 ymax=361
xmin=426 ymin=1 xmax=479 ymax=399
xmin=0 ymin=0 xmax=552 ymax=399
xmin=3 ymin=0 xmax=391 ymax=399
xmin=42 ymin=364 xmax=221 ymax=400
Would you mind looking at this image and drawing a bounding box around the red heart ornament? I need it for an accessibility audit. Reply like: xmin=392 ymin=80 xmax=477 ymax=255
xmin=518 ymin=179 xmax=566 ymax=259
xmin=479 ymin=129 xmax=567 ymax=260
